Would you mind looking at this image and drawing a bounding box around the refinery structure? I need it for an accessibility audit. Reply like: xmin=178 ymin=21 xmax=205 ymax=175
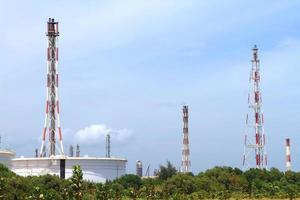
xmin=0 ymin=19 xmax=296 ymax=180
xmin=0 ymin=19 xmax=127 ymax=183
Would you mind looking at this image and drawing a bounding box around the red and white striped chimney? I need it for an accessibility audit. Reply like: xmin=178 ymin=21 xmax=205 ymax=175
xmin=286 ymin=138 xmax=291 ymax=171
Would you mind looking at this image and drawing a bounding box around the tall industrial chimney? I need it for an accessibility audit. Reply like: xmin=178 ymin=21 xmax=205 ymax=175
xmin=35 ymin=148 xmax=38 ymax=158
xmin=181 ymin=105 xmax=191 ymax=173
xmin=106 ymin=134 xmax=111 ymax=158
xmin=39 ymin=18 xmax=64 ymax=157
xmin=286 ymin=138 xmax=291 ymax=171
xmin=69 ymin=145 xmax=74 ymax=157
xmin=76 ymin=144 xmax=80 ymax=157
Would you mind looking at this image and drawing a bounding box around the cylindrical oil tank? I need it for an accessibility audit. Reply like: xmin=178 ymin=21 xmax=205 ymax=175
xmin=0 ymin=150 xmax=15 ymax=168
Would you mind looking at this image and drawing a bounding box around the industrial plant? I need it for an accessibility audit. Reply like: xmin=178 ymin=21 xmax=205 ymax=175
xmin=0 ymin=19 xmax=295 ymax=183
xmin=0 ymin=18 xmax=127 ymax=183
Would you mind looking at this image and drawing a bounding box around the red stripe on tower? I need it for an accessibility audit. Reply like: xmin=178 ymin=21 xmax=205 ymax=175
xmin=46 ymin=100 xmax=49 ymax=114
xmin=42 ymin=127 xmax=46 ymax=140
xmin=255 ymin=92 xmax=259 ymax=103
xmin=56 ymin=48 xmax=58 ymax=61
xmin=58 ymin=127 xmax=62 ymax=140
xmin=255 ymin=113 xmax=259 ymax=123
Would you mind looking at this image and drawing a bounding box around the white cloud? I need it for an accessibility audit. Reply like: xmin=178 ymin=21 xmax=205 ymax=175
xmin=75 ymin=124 xmax=133 ymax=144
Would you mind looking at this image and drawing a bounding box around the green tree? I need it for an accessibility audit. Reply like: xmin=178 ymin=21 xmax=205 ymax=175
xmin=115 ymin=174 xmax=142 ymax=190
xmin=154 ymin=161 xmax=177 ymax=180
xmin=27 ymin=186 xmax=45 ymax=200
xmin=110 ymin=182 xmax=124 ymax=200
xmin=163 ymin=173 xmax=197 ymax=196
xmin=0 ymin=177 xmax=6 ymax=200
xmin=70 ymin=165 xmax=83 ymax=200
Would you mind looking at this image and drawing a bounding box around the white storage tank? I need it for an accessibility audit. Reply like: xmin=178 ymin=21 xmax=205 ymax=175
xmin=136 ymin=160 xmax=143 ymax=177
xmin=11 ymin=156 xmax=127 ymax=183
xmin=0 ymin=149 xmax=15 ymax=168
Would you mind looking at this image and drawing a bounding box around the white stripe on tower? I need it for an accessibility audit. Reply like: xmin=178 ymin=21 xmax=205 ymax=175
xmin=39 ymin=59 xmax=50 ymax=157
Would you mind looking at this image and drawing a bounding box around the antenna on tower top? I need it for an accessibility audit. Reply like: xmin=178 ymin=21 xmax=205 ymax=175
xmin=181 ymin=105 xmax=191 ymax=173
xmin=243 ymin=45 xmax=267 ymax=169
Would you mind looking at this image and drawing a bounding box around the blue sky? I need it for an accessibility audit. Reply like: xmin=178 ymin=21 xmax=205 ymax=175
xmin=1 ymin=0 xmax=300 ymax=173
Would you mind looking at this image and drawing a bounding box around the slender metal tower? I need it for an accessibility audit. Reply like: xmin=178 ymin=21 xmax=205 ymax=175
xmin=106 ymin=134 xmax=111 ymax=158
xmin=286 ymin=138 xmax=291 ymax=171
xmin=39 ymin=18 xmax=64 ymax=157
xmin=243 ymin=45 xmax=267 ymax=169
xmin=181 ymin=105 xmax=191 ymax=173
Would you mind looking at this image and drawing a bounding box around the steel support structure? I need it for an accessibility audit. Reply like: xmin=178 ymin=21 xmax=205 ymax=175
xmin=243 ymin=45 xmax=267 ymax=169
xmin=39 ymin=18 xmax=64 ymax=157
xmin=181 ymin=105 xmax=191 ymax=172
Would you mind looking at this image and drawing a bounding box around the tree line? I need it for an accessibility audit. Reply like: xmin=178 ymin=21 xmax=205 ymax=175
xmin=1 ymin=161 xmax=300 ymax=199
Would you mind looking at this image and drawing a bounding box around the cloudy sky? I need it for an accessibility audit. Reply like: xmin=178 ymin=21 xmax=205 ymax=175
xmin=1 ymin=0 xmax=300 ymax=173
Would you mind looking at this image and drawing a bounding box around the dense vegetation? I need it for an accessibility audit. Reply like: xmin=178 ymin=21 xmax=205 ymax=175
xmin=1 ymin=162 xmax=300 ymax=199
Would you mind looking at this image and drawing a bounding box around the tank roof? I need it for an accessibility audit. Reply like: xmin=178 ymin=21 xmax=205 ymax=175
xmin=0 ymin=149 xmax=15 ymax=156
xmin=12 ymin=156 xmax=127 ymax=162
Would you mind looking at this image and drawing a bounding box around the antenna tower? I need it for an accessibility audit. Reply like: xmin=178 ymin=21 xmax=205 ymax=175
xmin=181 ymin=105 xmax=191 ymax=172
xmin=39 ymin=18 xmax=64 ymax=157
xmin=243 ymin=45 xmax=267 ymax=169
